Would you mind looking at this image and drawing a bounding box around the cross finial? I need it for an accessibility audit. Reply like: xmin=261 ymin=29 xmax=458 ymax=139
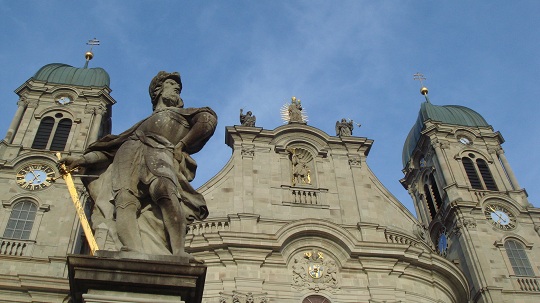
xmin=413 ymin=72 xmax=426 ymax=87
xmin=84 ymin=38 xmax=100 ymax=68
xmin=86 ymin=38 xmax=100 ymax=51
xmin=413 ymin=72 xmax=430 ymax=101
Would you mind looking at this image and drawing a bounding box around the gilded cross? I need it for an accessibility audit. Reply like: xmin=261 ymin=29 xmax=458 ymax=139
xmin=86 ymin=37 xmax=100 ymax=51
xmin=413 ymin=72 xmax=426 ymax=87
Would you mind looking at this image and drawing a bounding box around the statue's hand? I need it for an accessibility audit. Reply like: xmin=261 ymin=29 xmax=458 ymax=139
xmin=174 ymin=142 xmax=185 ymax=162
xmin=58 ymin=155 xmax=86 ymax=172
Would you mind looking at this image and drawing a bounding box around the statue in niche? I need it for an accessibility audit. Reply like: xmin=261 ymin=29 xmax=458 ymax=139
xmin=335 ymin=118 xmax=354 ymax=137
xmin=59 ymin=71 xmax=217 ymax=262
xmin=288 ymin=147 xmax=312 ymax=186
xmin=239 ymin=108 xmax=256 ymax=127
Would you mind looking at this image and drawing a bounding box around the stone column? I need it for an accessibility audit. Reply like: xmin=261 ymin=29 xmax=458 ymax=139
xmin=4 ymin=98 xmax=28 ymax=143
xmin=497 ymin=149 xmax=520 ymax=190
xmin=87 ymin=106 xmax=106 ymax=145
xmin=431 ymin=140 xmax=452 ymax=186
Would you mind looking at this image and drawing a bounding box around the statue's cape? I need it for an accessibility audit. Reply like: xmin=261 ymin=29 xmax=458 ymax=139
xmin=82 ymin=107 xmax=216 ymax=226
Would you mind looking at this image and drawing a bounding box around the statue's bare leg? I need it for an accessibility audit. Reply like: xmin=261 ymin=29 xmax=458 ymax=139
xmin=115 ymin=189 xmax=143 ymax=252
xmin=150 ymin=178 xmax=203 ymax=263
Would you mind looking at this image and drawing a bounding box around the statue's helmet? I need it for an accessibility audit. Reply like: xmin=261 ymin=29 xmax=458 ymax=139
xmin=149 ymin=71 xmax=182 ymax=109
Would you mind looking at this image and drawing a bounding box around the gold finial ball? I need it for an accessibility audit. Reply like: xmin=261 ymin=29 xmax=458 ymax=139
xmin=85 ymin=51 xmax=94 ymax=61
xmin=420 ymin=86 xmax=428 ymax=95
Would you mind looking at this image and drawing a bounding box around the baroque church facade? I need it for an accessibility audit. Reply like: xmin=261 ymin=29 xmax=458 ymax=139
xmin=0 ymin=56 xmax=539 ymax=303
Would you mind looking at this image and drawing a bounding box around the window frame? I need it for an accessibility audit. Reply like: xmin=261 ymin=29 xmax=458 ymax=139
xmin=2 ymin=200 xmax=38 ymax=240
xmin=31 ymin=114 xmax=73 ymax=151
xmin=495 ymin=236 xmax=537 ymax=278
xmin=461 ymin=154 xmax=498 ymax=191
xmin=504 ymin=239 xmax=535 ymax=277
xmin=1 ymin=196 xmax=50 ymax=256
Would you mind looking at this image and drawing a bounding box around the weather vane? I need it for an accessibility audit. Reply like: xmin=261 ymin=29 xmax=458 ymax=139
xmin=84 ymin=37 xmax=100 ymax=68
xmin=413 ymin=72 xmax=430 ymax=101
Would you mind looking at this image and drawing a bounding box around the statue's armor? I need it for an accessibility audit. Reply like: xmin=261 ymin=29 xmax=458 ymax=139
xmin=112 ymin=108 xmax=192 ymax=208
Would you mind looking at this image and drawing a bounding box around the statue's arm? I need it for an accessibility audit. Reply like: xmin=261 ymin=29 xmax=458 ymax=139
xmin=175 ymin=110 xmax=218 ymax=155
xmin=59 ymin=151 xmax=109 ymax=171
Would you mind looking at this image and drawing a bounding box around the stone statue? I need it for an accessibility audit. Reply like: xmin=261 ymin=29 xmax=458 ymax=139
xmin=288 ymin=96 xmax=304 ymax=123
xmin=240 ymin=108 xmax=256 ymax=127
xmin=59 ymin=71 xmax=217 ymax=262
xmin=335 ymin=118 xmax=353 ymax=137
xmin=288 ymin=148 xmax=311 ymax=186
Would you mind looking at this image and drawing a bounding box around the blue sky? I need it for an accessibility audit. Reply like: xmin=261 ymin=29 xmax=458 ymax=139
xmin=1 ymin=1 xmax=539 ymax=214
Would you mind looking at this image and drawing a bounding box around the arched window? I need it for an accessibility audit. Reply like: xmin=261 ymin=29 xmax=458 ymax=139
xmin=424 ymin=185 xmax=437 ymax=219
xmin=50 ymin=118 xmax=72 ymax=151
xmin=31 ymin=115 xmax=73 ymax=151
xmin=2 ymin=200 xmax=37 ymax=240
xmin=462 ymin=156 xmax=498 ymax=191
xmin=423 ymin=173 xmax=444 ymax=220
xmin=31 ymin=117 xmax=55 ymax=149
xmin=477 ymin=159 xmax=498 ymax=191
xmin=504 ymin=240 xmax=535 ymax=276
xmin=463 ymin=157 xmax=483 ymax=189
xmin=303 ymin=295 xmax=331 ymax=303
xmin=429 ymin=174 xmax=443 ymax=209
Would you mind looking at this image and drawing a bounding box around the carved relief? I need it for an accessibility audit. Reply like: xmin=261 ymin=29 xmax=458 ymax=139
xmin=17 ymin=97 xmax=28 ymax=107
xmin=84 ymin=106 xmax=96 ymax=114
xmin=348 ymin=157 xmax=361 ymax=167
xmin=452 ymin=217 xmax=476 ymax=238
xmin=462 ymin=217 xmax=477 ymax=230
xmin=241 ymin=147 xmax=255 ymax=157
xmin=27 ymin=100 xmax=39 ymax=108
xmin=413 ymin=223 xmax=428 ymax=242
xmin=220 ymin=292 xmax=268 ymax=303
xmin=292 ymin=250 xmax=339 ymax=293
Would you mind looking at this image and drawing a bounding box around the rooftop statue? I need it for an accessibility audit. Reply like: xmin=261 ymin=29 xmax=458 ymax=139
xmin=239 ymin=108 xmax=256 ymax=127
xmin=281 ymin=96 xmax=308 ymax=124
xmin=59 ymin=71 xmax=217 ymax=262
xmin=335 ymin=118 xmax=354 ymax=137
xmin=288 ymin=96 xmax=304 ymax=123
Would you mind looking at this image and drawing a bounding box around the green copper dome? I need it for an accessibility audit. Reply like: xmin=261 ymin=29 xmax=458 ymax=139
xmin=32 ymin=63 xmax=110 ymax=87
xmin=402 ymin=102 xmax=489 ymax=167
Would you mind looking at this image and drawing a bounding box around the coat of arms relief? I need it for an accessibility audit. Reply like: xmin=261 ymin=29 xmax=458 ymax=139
xmin=292 ymin=250 xmax=339 ymax=293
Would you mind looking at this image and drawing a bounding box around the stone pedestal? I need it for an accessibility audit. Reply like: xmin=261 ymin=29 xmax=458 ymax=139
xmin=67 ymin=253 xmax=206 ymax=303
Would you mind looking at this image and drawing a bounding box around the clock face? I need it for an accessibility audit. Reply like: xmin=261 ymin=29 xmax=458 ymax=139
xmin=484 ymin=203 xmax=516 ymax=230
xmin=16 ymin=163 xmax=55 ymax=191
xmin=57 ymin=96 xmax=72 ymax=105
xmin=438 ymin=233 xmax=448 ymax=256
xmin=459 ymin=137 xmax=471 ymax=145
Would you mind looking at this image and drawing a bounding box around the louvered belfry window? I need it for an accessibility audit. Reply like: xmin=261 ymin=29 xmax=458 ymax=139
xmin=463 ymin=156 xmax=499 ymax=191
xmin=50 ymin=118 xmax=72 ymax=151
xmin=31 ymin=116 xmax=72 ymax=151
xmin=463 ymin=157 xmax=483 ymax=189
xmin=31 ymin=117 xmax=55 ymax=149
xmin=477 ymin=159 xmax=498 ymax=191
xmin=424 ymin=184 xmax=437 ymax=219
xmin=429 ymin=174 xmax=443 ymax=210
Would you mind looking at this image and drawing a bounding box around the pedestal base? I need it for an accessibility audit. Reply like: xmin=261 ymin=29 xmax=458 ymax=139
xmin=67 ymin=253 xmax=206 ymax=303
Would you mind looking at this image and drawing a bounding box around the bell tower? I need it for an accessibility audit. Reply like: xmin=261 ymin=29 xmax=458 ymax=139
xmin=400 ymin=76 xmax=539 ymax=303
xmin=0 ymin=42 xmax=116 ymax=301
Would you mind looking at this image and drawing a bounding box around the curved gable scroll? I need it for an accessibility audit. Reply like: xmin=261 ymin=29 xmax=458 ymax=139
xmin=272 ymin=124 xmax=331 ymax=157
